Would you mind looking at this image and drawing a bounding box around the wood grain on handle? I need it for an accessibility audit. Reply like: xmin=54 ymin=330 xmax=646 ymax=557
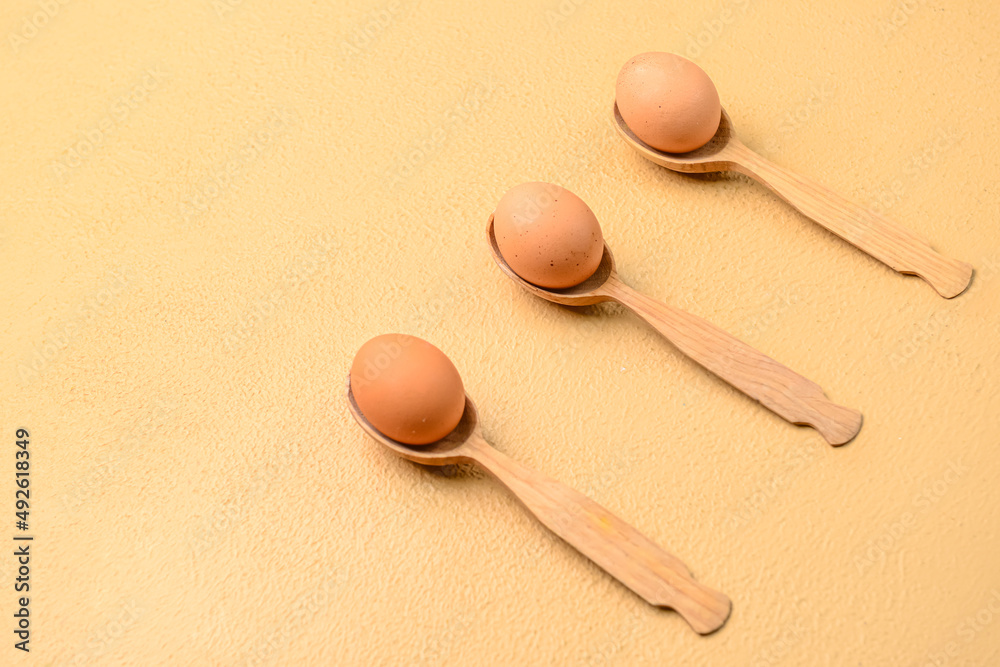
xmin=466 ymin=436 xmax=731 ymax=634
xmin=603 ymin=277 xmax=862 ymax=445
xmin=729 ymin=143 xmax=973 ymax=298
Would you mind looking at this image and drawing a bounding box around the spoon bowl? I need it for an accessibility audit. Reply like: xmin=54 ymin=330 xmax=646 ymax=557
xmin=487 ymin=214 xmax=614 ymax=306
xmin=346 ymin=374 xmax=732 ymax=634
xmin=346 ymin=377 xmax=476 ymax=466
xmin=612 ymin=103 xmax=739 ymax=173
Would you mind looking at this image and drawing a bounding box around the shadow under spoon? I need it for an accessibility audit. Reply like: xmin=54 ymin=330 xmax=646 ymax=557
xmin=346 ymin=380 xmax=732 ymax=635
xmin=487 ymin=216 xmax=862 ymax=446
xmin=612 ymin=104 xmax=973 ymax=299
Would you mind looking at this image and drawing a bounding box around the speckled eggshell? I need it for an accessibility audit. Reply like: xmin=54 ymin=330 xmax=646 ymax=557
xmin=493 ymin=182 xmax=604 ymax=289
xmin=350 ymin=334 xmax=465 ymax=445
xmin=616 ymin=52 xmax=722 ymax=153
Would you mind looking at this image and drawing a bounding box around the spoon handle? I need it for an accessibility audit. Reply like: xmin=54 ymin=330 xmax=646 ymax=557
xmin=603 ymin=278 xmax=862 ymax=445
xmin=465 ymin=436 xmax=730 ymax=634
xmin=729 ymin=144 xmax=973 ymax=298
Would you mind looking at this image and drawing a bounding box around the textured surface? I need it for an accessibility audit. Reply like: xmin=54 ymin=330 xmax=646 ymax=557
xmin=2 ymin=0 xmax=999 ymax=664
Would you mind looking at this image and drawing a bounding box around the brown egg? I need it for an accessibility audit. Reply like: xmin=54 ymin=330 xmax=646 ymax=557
xmin=349 ymin=334 xmax=465 ymax=445
xmin=615 ymin=52 xmax=721 ymax=153
xmin=493 ymin=182 xmax=604 ymax=289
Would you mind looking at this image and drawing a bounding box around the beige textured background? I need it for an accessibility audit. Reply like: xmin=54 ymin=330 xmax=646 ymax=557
xmin=2 ymin=0 xmax=999 ymax=664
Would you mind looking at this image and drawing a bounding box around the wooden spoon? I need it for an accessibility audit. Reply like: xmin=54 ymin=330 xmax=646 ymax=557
xmin=346 ymin=379 xmax=732 ymax=635
xmin=487 ymin=215 xmax=862 ymax=446
xmin=612 ymin=105 xmax=973 ymax=299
